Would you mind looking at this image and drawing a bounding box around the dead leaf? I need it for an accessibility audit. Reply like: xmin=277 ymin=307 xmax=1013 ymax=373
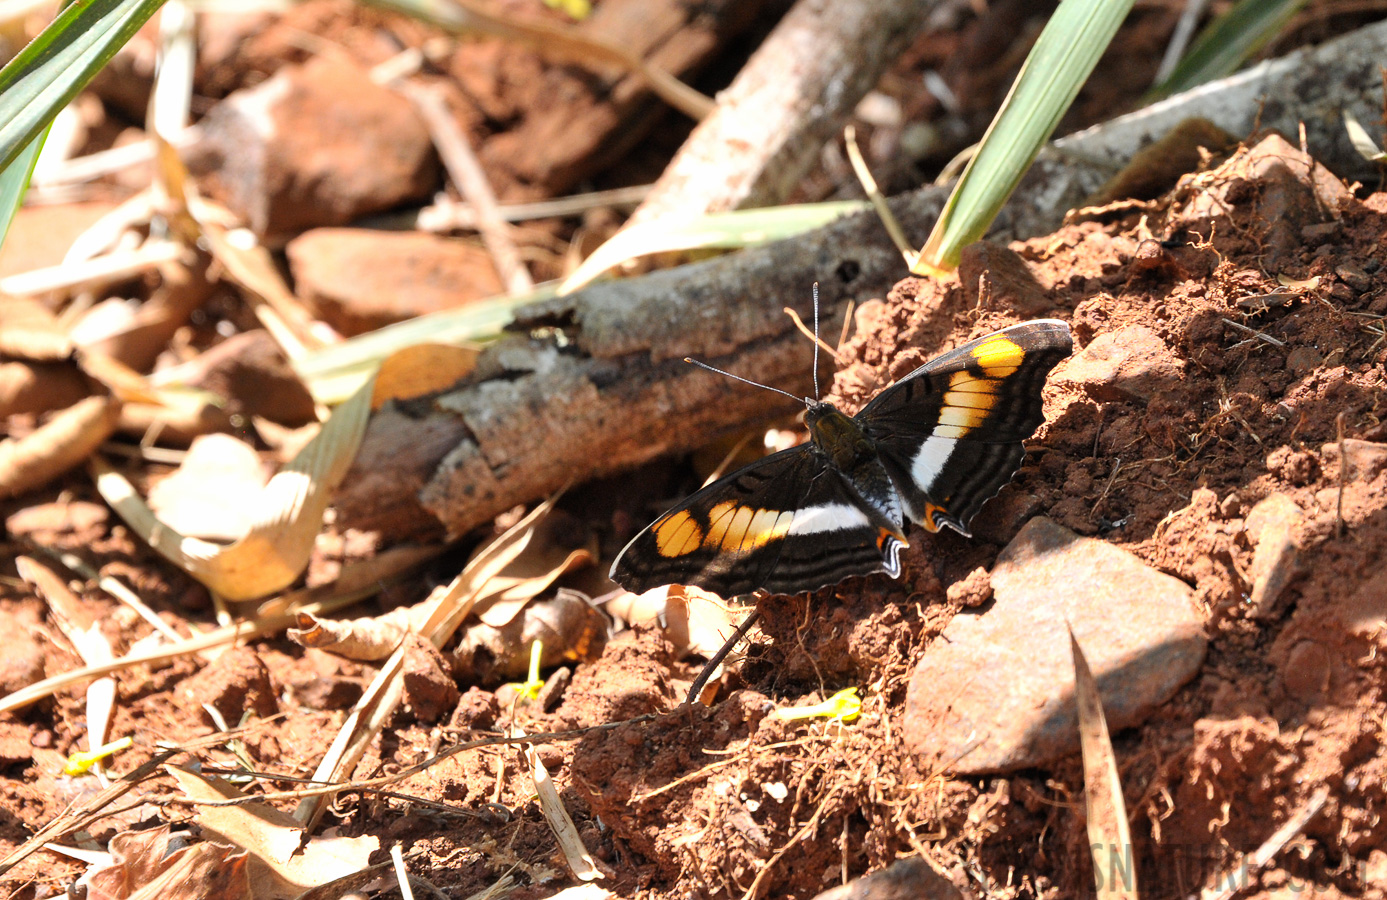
xmin=1072 ymin=628 xmax=1139 ymax=900
xmin=167 ymin=765 xmax=378 ymax=900
xmin=96 ymin=372 xmax=374 ymax=601
xmin=147 ymin=434 xmax=271 ymax=542
xmin=294 ymin=497 xmax=563 ymax=828
xmin=606 ymin=585 xmax=745 ymax=660
xmin=288 ymin=603 xmax=427 ymax=662
xmin=82 ymin=825 xmax=254 ymax=900
xmin=473 ymin=510 xmax=597 ymax=627
xmin=371 ymin=342 xmax=481 ymax=409
xmin=454 ymin=589 xmax=609 ymax=683
xmin=517 ymin=725 xmax=603 ymax=882
xmin=0 ymin=395 xmax=121 ymax=500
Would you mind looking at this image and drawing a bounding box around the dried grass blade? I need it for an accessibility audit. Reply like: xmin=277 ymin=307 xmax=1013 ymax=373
xmin=518 ymin=725 xmax=603 ymax=882
xmin=1071 ymin=627 xmax=1139 ymax=900
xmin=17 ymin=555 xmax=118 ymax=782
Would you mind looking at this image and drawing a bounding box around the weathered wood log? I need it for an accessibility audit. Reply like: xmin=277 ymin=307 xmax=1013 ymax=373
xmin=624 ymin=0 xmax=943 ymax=228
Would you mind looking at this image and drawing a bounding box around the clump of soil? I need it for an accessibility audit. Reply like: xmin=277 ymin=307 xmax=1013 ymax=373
xmin=564 ymin=134 xmax=1387 ymax=897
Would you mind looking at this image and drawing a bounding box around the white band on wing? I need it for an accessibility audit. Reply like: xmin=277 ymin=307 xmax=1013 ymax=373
xmin=786 ymin=502 xmax=872 ymax=535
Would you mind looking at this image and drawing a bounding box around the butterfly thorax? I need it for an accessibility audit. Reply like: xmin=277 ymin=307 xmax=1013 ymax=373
xmin=805 ymin=401 xmax=905 ymax=537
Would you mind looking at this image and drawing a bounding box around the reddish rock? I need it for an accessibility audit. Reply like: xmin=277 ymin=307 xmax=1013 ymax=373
xmin=286 ymin=228 xmax=505 ymax=335
xmin=178 ymin=329 xmax=317 ymax=426
xmin=1061 ymin=325 xmax=1183 ymax=403
xmin=903 ymin=517 xmax=1205 ymax=774
xmin=190 ymin=56 xmax=439 ymax=238
xmin=401 ymin=633 xmax=459 ymax=724
xmin=182 ymin=646 xmax=278 ymax=725
xmin=957 ymin=241 xmax=1051 ymax=316
xmin=0 ymin=612 xmax=46 ymax=697
xmin=0 ymin=201 xmax=120 ymax=278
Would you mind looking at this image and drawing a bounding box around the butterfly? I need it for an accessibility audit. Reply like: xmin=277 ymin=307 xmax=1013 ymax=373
xmin=609 ymin=319 xmax=1073 ymax=598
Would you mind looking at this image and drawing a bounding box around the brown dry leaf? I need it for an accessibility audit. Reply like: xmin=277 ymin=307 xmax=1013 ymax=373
xmin=146 ymin=434 xmax=271 ymax=542
xmin=0 ymin=296 xmax=73 ymax=359
xmin=16 ymin=556 xmax=117 ymax=781
xmin=95 ymin=374 xmax=374 ymax=601
xmin=287 ymin=602 xmax=427 ymax=662
xmin=605 ymin=585 xmax=745 ymax=660
xmin=454 ymin=589 xmax=609 ymax=682
xmin=82 ymin=825 xmax=254 ymax=900
xmin=167 ymin=765 xmax=378 ymax=900
xmin=371 ymin=342 xmax=481 ymax=409
xmin=1071 ymin=627 xmax=1139 ymax=900
xmin=474 ymin=510 xmax=597 ymax=627
xmin=0 ymin=395 xmax=121 ymax=500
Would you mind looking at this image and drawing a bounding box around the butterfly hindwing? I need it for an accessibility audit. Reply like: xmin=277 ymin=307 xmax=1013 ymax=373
xmin=857 ymin=319 xmax=1072 ymax=534
xmin=610 ymin=448 xmax=905 ymax=597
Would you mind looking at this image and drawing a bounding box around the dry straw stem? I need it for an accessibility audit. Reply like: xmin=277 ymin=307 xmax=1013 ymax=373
xmin=1200 ymin=785 xmax=1330 ymax=900
xmin=168 ymin=764 xmax=382 ymax=899
xmin=403 ymin=82 xmax=533 ymax=295
xmin=94 ymin=373 xmax=374 ymax=601
xmin=1071 ymin=627 xmax=1139 ymax=900
xmin=17 ymin=555 xmax=118 ymax=784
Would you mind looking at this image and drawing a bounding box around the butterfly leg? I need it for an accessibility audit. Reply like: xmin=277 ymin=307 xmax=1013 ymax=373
xmin=685 ymin=606 xmax=763 ymax=705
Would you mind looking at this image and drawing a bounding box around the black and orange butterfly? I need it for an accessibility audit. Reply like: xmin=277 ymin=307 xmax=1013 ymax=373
xmin=610 ymin=319 xmax=1072 ymax=598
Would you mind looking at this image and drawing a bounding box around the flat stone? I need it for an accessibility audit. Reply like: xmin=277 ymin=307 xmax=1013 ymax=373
xmin=1244 ymin=493 xmax=1304 ymax=619
xmin=957 ymin=241 xmax=1050 ymax=316
xmin=286 ymin=228 xmax=505 ymax=335
xmin=903 ymin=517 xmax=1206 ymax=774
xmin=189 ymin=56 xmax=438 ymax=238
xmin=1061 ymin=325 xmax=1183 ymax=403
xmin=811 ymin=857 xmax=963 ymax=900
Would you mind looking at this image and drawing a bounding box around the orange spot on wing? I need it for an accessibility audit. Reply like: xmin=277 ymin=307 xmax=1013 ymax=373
xmin=654 ymin=510 xmax=704 ymax=557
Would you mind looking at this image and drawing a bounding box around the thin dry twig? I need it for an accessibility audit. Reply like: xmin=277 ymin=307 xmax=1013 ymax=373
xmin=403 ymin=83 xmax=533 ymax=295
xmin=1201 ymin=786 xmax=1330 ymax=900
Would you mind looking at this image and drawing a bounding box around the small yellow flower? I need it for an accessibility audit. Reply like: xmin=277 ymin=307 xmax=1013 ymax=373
xmin=507 ymin=641 xmax=545 ymax=702
xmin=64 ymin=736 xmax=133 ymax=775
xmin=772 ymin=687 xmax=861 ymax=724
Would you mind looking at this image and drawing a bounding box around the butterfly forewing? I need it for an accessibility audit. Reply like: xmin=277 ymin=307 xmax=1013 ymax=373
xmin=858 ymin=319 xmax=1072 ymax=534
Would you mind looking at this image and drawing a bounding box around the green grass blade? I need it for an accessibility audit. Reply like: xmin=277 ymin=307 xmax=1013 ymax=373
xmin=0 ymin=127 xmax=49 ymax=250
xmin=1147 ymin=0 xmax=1306 ymax=101
xmin=0 ymin=0 xmax=167 ymax=175
xmin=913 ymin=0 xmax=1137 ymax=276
xmin=561 ymin=201 xmax=869 ymax=293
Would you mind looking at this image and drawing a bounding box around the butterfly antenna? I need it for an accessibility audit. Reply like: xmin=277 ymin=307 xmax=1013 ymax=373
xmin=811 ymin=282 xmax=820 ymax=400
xmin=683 ymin=357 xmax=801 ymax=403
